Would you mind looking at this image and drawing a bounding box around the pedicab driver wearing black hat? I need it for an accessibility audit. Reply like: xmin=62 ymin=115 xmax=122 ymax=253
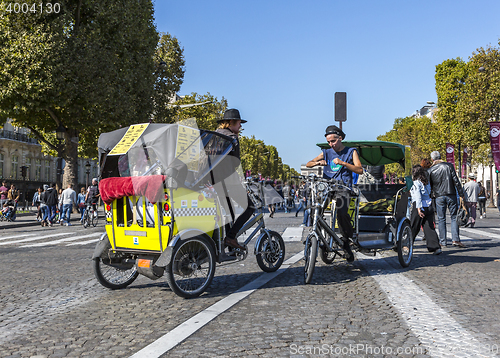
xmin=215 ymin=108 xmax=252 ymax=250
xmin=306 ymin=125 xmax=363 ymax=262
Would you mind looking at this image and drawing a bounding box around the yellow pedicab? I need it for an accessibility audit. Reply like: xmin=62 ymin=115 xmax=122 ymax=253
xmin=92 ymin=122 xmax=285 ymax=298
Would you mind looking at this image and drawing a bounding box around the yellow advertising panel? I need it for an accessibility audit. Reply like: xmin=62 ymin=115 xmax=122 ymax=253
xmin=175 ymin=125 xmax=200 ymax=172
xmin=108 ymin=123 xmax=149 ymax=156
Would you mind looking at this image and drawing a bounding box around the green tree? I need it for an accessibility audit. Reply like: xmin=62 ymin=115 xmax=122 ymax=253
xmin=377 ymin=115 xmax=441 ymax=171
xmin=151 ymin=32 xmax=185 ymax=123
xmin=457 ymin=45 xmax=500 ymax=147
xmin=172 ymin=92 xmax=227 ymax=130
xmin=0 ymin=1 xmax=184 ymax=188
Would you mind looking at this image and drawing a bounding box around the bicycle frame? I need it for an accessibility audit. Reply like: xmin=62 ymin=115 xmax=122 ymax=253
xmin=309 ymin=180 xmax=348 ymax=256
xmin=234 ymin=181 xmax=274 ymax=256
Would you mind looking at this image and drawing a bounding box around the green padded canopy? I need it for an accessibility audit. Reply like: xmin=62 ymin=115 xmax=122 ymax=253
xmin=316 ymin=140 xmax=408 ymax=168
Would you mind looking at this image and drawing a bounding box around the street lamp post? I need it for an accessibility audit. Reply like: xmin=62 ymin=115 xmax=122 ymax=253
xmin=85 ymin=161 xmax=91 ymax=189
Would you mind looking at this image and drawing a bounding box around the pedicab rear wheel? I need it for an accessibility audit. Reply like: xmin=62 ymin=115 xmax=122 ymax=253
xmin=256 ymin=230 xmax=285 ymax=272
xmin=93 ymin=238 xmax=139 ymax=289
xmin=397 ymin=221 xmax=413 ymax=268
xmin=166 ymin=236 xmax=216 ymax=298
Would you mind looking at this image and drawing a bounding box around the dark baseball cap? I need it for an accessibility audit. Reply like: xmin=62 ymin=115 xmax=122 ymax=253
xmin=324 ymin=125 xmax=345 ymax=139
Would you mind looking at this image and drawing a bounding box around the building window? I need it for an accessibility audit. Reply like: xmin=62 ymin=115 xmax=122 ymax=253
xmin=44 ymin=160 xmax=50 ymax=181
xmin=35 ymin=159 xmax=41 ymax=181
xmin=12 ymin=155 xmax=18 ymax=179
xmin=0 ymin=153 xmax=4 ymax=178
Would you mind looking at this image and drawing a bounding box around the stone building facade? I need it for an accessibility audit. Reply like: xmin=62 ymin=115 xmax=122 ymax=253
xmin=0 ymin=120 xmax=98 ymax=204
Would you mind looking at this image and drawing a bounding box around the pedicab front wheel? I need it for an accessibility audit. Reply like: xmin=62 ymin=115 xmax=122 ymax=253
xmin=256 ymin=230 xmax=285 ymax=272
xmin=166 ymin=235 xmax=216 ymax=299
xmin=304 ymin=232 xmax=318 ymax=284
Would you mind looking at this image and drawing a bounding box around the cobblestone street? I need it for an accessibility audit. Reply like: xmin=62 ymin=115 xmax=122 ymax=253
xmin=1 ymin=209 xmax=500 ymax=357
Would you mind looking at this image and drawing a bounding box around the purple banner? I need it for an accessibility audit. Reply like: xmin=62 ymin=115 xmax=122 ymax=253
xmin=446 ymin=143 xmax=455 ymax=168
xmin=489 ymin=122 xmax=500 ymax=171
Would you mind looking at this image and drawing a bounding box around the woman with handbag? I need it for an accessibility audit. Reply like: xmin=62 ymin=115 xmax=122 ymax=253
xmin=77 ymin=187 xmax=86 ymax=222
xmin=32 ymin=187 xmax=43 ymax=221
xmin=410 ymin=165 xmax=442 ymax=255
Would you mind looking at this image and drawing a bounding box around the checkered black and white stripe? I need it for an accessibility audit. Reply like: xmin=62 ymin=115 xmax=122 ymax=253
xmin=173 ymin=208 xmax=217 ymax=217
xmin=105 ymin=210 xmax=112 ymax=221
xmin=162 ymin=209 xmax=171 ymax=217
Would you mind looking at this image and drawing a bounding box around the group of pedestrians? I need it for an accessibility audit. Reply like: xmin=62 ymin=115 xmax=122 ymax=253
xmin=0 ymin=180 xmax=20 ymax=220
xmin=31 ymin=178 xmax=100 ymax=227
xmin=408 ymin=150 xmax=488 ymax=256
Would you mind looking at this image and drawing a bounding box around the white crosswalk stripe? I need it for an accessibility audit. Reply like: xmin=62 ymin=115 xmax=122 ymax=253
xmin=462 ymin=227 xmax=500 ymax=240
xmin=0 ymin=233 xmax=39 ymax=241
xmin=20 ymin=233 xmax=102 ymax=248
xmin=0 ymin=232 xmax=69 ymax=246
xmin=281 ymin=226 xmax=303 ymax=241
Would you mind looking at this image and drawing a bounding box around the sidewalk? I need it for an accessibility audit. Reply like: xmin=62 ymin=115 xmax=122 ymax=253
xmin=0 ymin=210 xmax=88 ymax=231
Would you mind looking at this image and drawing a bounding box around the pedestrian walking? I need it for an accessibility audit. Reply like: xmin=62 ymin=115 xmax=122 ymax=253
xmin=40 ymin=184 xmax=49 ymax=226
xmin=0 ymin=180 xmax=9 ymax=207
xmin=427 ymin=151 xmax=466 ymax=248
xmin=32 ymin=187 xmax=42 ymax=221
xmin=409 ymin=165 xmax=441 ymax=255
xmin=282 ymin=181 xmax=291 ymax=213
xmin=295 ymin=181 xmax=307 ymax=217
xmin=463 ymin=173 xmax=481 ymax=227
xmin=45 ymin=183 xmax=58 ymax=226
xmin=477 ymin=182 xmax=487 ymax=218
xmin=60 ymin=184 xmax=77 ymax=226
xmin=56 ymin=188 xmax=63 ymax=223
xmin=77 ymin=187 xmax=86 ymax=222
xmin=495 ymin=187 xmax=500 ymax=214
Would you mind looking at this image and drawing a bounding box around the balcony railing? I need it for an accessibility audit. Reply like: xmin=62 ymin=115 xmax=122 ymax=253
xmin=0 ymin=129 xmax=39 ymax=144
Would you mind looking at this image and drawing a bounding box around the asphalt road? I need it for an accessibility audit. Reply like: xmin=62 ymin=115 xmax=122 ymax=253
xmin=1 ymin=208 xmax=500 ymax=357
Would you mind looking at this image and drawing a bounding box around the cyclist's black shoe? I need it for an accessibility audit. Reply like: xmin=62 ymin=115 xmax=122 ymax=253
xmin=224 ymin=237 xmax=245 ymax=250
xmin=343 ymin=240 xmax=355 ymax=262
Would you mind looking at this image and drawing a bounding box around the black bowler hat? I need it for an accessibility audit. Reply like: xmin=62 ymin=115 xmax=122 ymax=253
xmin=218 ymin=108 xmax=247 ymax=123
xmin=324 ymin=125 xmax=345 ymax=139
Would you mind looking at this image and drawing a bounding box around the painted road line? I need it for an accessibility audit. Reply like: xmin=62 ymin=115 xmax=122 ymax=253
xmin=21 ymin=233 xmax=101 ymax=248
xmin=358 ymin=254 xmax=495 ymax=357
xmin=66 ymin=238 xmax=100 ymax=246
xmin=281 ymin=226 xmax=303 ymax=242
xmin=129 ymin=251 xmax=304 ymax=358
xmin=0 ymin=232 xmax=69 ymax=246
xmin=446 ymin=232 xmax=474 ymax=242
xmin=0 ymin=233 xmax=37 ymax=241
xmin=462 ymin=227 xmax=500 ymax=240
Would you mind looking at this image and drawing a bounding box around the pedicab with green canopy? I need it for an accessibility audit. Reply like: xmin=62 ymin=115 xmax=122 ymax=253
xmin=315 ymin=140 xmax=414 ymax=267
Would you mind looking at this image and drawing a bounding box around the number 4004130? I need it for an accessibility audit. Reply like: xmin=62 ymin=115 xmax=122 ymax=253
xmin=4 ymin=3 xmax=61 ymax=14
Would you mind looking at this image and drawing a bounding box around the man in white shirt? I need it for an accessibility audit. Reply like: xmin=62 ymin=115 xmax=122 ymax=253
xmin=60 ymin=183 xmax=77 ymax=226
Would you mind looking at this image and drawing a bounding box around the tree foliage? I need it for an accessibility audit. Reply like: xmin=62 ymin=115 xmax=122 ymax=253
xmin=239 ymin=135 xmax=297 ymax=181
xmin=172 ymin=92 xmax=227 ymax=130
xmin=0 ymin=0 xmax=185 ymax=187
xmin=379 ymin=40 xmax=500 ymax=175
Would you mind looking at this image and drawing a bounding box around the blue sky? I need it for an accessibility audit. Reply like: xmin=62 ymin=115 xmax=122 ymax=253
xmin=154 ymin=0 xmax=500 ymax=172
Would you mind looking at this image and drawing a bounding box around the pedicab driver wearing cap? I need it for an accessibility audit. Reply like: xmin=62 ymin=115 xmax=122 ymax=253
xmin=306 ymin=125 xmax=363 ymax=262
xmin=215 ymin=108 xmax=252 ymax=250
